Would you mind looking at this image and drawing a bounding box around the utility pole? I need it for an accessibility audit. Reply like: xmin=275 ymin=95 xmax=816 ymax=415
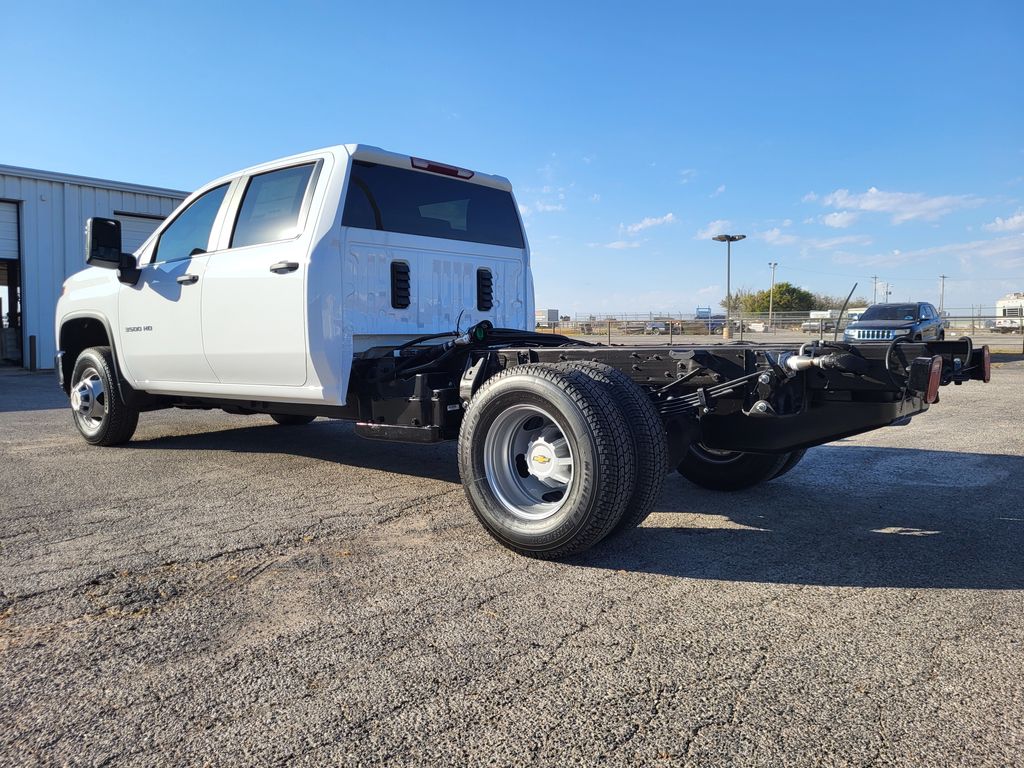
xmin=871 ymin=275 xmax=879 ymax=305
xmin=712 ymin=233 xmax=746 ymax=340
xmin=767 ymin=262 xmax=778 ymax=329
xmin=939 ymin=274 xmax=948 ymax=314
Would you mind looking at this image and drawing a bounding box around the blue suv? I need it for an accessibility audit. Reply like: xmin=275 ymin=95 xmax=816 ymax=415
xmin=844 ymin=302 xmax=945 ymax=342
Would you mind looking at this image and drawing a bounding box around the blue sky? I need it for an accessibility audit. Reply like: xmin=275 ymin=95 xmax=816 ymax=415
xmin=3 ymin=1 xmax=1022 ymax=313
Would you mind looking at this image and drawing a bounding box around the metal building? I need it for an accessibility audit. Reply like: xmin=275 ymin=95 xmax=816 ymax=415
xmin=0 ymin=164 xmax=186 ymax=369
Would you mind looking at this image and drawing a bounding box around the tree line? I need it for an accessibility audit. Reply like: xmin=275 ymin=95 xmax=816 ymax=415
xmin=721 ymin=282 xmax=869 ymax=313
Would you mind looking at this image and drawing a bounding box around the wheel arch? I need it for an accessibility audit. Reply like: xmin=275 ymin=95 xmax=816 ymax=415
xmin=58 ymin=313 xmax=126 ymax=397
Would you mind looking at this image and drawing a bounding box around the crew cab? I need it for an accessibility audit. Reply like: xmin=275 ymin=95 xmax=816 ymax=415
xmin=55 ymin=145 xmax=990 ymax=559
xmin=844 ymin=302 xmax=945 ymax=343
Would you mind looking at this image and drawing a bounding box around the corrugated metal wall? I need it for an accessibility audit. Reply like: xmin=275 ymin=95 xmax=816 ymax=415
xmin=0 ymin=169 xmax=186 ymax=368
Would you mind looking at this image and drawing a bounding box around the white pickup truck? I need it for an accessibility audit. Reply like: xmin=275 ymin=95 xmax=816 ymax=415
xmin=55 ymin=144 xmax=991 ymax=559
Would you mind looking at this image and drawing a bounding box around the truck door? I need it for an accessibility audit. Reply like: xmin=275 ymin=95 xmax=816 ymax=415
xmin=200 ymin=163 xmax=315 ymax=386
xmin=117 ymin=184 xmax=230 ymax=384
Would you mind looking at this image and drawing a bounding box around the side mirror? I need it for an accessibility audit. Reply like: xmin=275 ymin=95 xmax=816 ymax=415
xmin=85 ymin=217 xmax=122 ymax=268
xmin=85 ymin=217 xmax=140 ymax=284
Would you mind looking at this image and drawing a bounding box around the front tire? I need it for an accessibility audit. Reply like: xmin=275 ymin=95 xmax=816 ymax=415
xmin=69 ymin=346 xmax=139 ymax=446
xmin=458 ymin=364 xmax=635 ymax=559
xmin=677 ymin=443 xmax=789 ymax=491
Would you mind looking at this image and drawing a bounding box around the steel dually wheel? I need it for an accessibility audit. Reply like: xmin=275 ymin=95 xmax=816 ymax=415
xmin=459 ymin=364 xmax=635 ymax=559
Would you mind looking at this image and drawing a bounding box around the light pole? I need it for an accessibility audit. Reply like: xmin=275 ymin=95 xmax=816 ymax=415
xmin=713 ymin=233 xmax=746 ymax=339
xmin=871 ymin=275 xmax=879 ymax=305
xmin=767 ymin=261 xmax=778 ymax=330
xmin=939 ymin=274 xmax=947 ymax=314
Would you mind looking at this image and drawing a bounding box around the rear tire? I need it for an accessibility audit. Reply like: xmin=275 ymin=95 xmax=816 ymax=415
xmin=553 ymin=361 xmax=668 ymax=532
xmin=768 ymin=448 xmax=807 ymax=480
xmin=677 ymin=443 xmax=789 ymax=491
xmin=69 ymin=346 xmax=139 ymax=446
xmin=458 ymin=364 xmax=635 ymax=559
xmin=270 ymin=414 xmax=316 ymax=426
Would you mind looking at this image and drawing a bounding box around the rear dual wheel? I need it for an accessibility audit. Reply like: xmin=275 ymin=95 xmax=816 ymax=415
xmin=676 ymin=443 xmax=807 ymax=491
xmin=458 ymin=363 xmax=665 ymax=559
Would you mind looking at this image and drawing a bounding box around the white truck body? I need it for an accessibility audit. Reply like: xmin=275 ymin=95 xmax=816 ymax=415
xmin=56 ymin=145 xmax=535 ymax=405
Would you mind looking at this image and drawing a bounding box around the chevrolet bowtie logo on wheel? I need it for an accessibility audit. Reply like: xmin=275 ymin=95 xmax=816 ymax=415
xmin=532 ymin=455 xmax=551 ymax=464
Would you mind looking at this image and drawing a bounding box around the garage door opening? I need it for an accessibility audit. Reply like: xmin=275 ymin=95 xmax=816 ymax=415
xmin=0 ymin=201 xmax=22 ymax=367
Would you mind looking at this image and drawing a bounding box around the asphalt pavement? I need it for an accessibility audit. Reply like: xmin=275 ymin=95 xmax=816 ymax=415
xmin=1 ymin=361 xmax=1022 ymax=766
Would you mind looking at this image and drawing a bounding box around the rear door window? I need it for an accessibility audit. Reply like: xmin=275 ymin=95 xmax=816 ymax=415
xmin=231 ymin=164 xmax=315 ymax=248
xmin=342 ymin=161 xmax=524 ymax=248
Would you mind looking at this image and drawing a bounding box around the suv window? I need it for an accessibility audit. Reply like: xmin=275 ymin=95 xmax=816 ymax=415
xmin=153 ymin=184 xmax=229 ymax=263
xmin=860 ymin=304 xmax=918 ymax=322
xmin=342 ymin=161 xmax=525 ymax=248
xmin=231 ymin=164 xmax=315 ymax=248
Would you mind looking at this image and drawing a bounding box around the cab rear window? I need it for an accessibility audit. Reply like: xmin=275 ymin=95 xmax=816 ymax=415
xmin=342 ymin=161 xmax=524 ymax=248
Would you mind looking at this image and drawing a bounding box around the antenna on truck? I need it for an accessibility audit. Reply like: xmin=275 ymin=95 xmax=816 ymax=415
xmin=834 ymin=282 xmax=858 ymax=343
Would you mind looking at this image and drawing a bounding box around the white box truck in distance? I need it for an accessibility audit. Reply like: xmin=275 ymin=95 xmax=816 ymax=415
xmin=55 ymin=145 xmax=990 ymax=559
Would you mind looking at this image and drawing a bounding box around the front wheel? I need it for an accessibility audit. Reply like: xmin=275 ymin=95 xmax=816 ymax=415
xmin=458 ymin=364 xmax=635 ymax=559
xmin=677 ymin=443 xmax=790 ymax=491
xmin=69 ymin=346 xmax=139 ymax=446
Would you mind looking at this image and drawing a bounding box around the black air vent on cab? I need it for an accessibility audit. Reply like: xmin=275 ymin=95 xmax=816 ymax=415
xmin=476 ymin=268 xmax=493 ymax=311
xmin=391 ymin=261 xmax=411 ymax=308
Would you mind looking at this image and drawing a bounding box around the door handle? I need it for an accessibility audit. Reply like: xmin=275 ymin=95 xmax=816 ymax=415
xmin=176 ymin=274 xmax=199 ymax=285
xmin=270 ymin=261 xmax=300 ymax=274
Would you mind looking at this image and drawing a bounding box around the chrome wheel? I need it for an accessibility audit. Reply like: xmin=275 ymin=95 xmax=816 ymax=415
xmin=70 ymin=366 xmax=106 ymax=436
xmin=482 ymin=404 xmax=574 ymax=521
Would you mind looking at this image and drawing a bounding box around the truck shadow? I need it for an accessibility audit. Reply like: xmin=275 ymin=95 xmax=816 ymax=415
xmin=128 ymin=419 xmax=464 ymax=484
xmin=130 ymin=424 xmax=1023 ymax=589
xmin=583 ymin=445 xmax=1024 ymax=590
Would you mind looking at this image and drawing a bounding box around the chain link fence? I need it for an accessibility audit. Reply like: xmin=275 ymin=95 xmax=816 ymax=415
xmin=534 ymin=308 xmax=1024 ymax=351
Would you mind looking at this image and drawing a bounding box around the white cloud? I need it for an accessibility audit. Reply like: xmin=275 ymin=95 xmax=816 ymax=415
xmin=622 ymin=212 xmax=676 ymax=234
xmin=589 ymin=240 xmax=642 ymax=250
xmin=822 ymin=186 xmax=983 ymax=224
xmin=832 ymin=233 xmax=1024 ymax=269
xmin=695 ymin=219 xmax=733 ymax=240
xmin=821 ymin=211 xmax=859 ymax=228
xmin=590 ymin=193 xmax=601 ymax=203
xmin=519 ymin=199 xmax=565 ymax=216
xmin=812 ymin=234 xmax=873 ymax=249
xmin=710 ymin=184 xmax=726 ymax=198
xmin=983 ymin=209 xmax=1024 ymax=232
xmin=759 ymin=229 xmax=871 ymax=251
xmin=697 ymin=284 xmax=720 ymax=296
xmin=760 ymin=227 xmax=799 ymax=246
xmin=802 ymin=192 xmax=818 ymax=203
xmin=679 ymin=169 xmax=697 ymax=184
